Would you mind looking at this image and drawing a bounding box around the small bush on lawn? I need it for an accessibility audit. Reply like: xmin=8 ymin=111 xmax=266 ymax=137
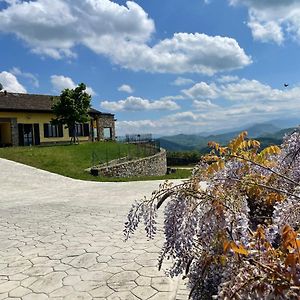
xmin=124 ymin=129 xmax=300 ymax=299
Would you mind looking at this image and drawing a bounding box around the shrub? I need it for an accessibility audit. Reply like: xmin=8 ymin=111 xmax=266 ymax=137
xmin=124 ymin=129 xmax=300 ymax=299
xmin=167 ymin=151 xmax=202 ymax=166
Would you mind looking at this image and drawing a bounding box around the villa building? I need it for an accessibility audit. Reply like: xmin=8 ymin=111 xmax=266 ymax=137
xmin=0 ymin=92 xmax=116 ymax=147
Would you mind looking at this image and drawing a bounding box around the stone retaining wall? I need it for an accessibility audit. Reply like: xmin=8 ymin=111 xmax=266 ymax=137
xmin=90 ymin=148 xmax=167 ymax=178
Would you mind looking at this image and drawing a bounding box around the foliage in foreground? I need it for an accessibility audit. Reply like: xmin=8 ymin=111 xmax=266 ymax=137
xmin=124 ymin=129 xmax=300 ymax=299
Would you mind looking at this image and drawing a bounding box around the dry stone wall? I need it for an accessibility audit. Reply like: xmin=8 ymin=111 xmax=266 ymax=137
xmin=91 ymin=149 xmax=167 ymax=178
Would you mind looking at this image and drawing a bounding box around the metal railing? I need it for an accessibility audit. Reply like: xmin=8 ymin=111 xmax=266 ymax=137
xmin=91 ymin=134 xmax=160 ymax=167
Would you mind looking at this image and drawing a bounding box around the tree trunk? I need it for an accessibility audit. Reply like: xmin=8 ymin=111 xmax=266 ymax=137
xmin=70 ymin=125 xmax=79 ymax=144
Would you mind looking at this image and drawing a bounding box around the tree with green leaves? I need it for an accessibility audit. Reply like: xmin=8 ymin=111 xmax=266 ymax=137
xmin=52 ymin=83 xmax=91 ymax=144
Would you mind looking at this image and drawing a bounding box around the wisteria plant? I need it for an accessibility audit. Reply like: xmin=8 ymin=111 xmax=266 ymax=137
xmin=124 ymin=129 xmax=300 ymax=299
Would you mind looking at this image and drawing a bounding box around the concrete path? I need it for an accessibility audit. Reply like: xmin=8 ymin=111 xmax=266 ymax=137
xmin=0 ymin=159 xmax=188 ymax=300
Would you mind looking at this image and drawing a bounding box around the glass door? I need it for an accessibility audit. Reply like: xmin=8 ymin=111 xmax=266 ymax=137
xmin=23 ymin=124 xmax=33 ymax=146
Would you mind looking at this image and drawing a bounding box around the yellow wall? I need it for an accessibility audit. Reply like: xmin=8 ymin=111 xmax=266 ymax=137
xmin=0 ymin=123 xmax=11 ymax=144
xmin=0 ymin=112 xmax=89 ymax=143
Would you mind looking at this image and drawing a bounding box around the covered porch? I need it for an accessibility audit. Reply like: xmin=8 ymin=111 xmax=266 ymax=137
xmin=0 ymin=118 xmax=18 ymax=147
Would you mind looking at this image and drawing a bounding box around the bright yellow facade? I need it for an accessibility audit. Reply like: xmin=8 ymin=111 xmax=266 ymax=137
xmin=0 ymin=111 xmax=89 ymax=146
xmin=0 ymin=92 xmax=116 ymax=147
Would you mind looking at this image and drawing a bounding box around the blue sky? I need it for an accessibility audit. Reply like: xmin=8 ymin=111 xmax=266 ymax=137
xmin=1 ymin=0 xmax=300 ymax=136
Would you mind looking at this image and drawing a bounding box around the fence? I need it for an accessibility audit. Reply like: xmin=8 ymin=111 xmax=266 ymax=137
xmin=91 ymin=135 xmax=161 ymax=167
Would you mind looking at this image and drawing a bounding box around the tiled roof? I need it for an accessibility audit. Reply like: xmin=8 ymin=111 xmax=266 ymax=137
xmin=0 ymin=92 xmax=113 ymax=116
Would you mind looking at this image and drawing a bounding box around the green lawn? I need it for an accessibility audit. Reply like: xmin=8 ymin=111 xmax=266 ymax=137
xmin=0 ymin=142 xmax=191 ymax=181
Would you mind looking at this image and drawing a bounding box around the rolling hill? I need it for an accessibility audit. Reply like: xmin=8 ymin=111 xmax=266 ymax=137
xmin=158 ymin=123 xmax=297 ymax=152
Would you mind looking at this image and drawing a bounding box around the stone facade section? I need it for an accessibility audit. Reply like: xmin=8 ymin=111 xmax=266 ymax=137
xmin=91 ymin=149 xmax=167 ymax=178
xmin=11 ymin=118 xmax=18 ymax=146
xmin=96 ymin=114 xmax=116 ymax=141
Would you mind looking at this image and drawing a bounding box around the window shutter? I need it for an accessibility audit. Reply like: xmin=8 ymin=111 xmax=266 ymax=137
xmin=44 ymin=124 xmax=49 ymax=138
xmin=83 ymin=124 xmax=89 ymax=136
xmin=58 ymin=124 xmax=63 ymax=137
xmin=18 ymin=124 xmax=24 ymax=146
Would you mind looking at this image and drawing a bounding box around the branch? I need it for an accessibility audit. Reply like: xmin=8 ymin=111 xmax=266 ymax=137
xmin=213 ymin=177 xmax=300 ymax=200
xmin=230 ymin=154 xmax=298 ymax=186
xmin=249 ymin=258 xmax=291 ymax=285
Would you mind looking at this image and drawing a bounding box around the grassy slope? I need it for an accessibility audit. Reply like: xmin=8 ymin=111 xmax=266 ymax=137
xmin=0 ymin=142 xmax=191 ymax=181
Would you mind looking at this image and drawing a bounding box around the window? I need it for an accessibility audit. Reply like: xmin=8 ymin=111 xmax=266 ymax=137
xmin=103 ymin=127 xmax=112 ymax=139
xmin=68 ymin=123 xmax=90 ymax=137
xmin=44 ymin=124 xmax=63 ymax=138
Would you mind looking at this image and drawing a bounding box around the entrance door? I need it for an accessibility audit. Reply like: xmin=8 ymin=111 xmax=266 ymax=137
xmin=18 ymin=124 xmax=34 ymax=146
xmin=18 ymin=123 xmax=40 ymax=146
xmin=23 ymin=124 xmax=33 ymax=146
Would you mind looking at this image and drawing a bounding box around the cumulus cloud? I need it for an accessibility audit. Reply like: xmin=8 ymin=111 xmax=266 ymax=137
xmin=247 ymin=17 xmax=284 ymax=44
xmin=116 ymin=111 xmax=207 ymax=136
xmin=116 ymin=77 xmax=300 ymax=136
xmin=50 ymin=75 xmax=96 ymax=96
xmin=101 ymin=96 xmax=180 ymax=111
xmin=171 ymin=77 xmax=195 ymax=86
xmin=0 ymin=1 xmax=251 ymax=74
xmin=229 ymin=0 xmax=300 ymax=44
xmin=182 ymin=78 xmax=300 ymax=102
xmin=160 ymin=95 xmax=185 ymax=101
xmin=193 ymin=100 xmax=220 ymax=111
xmin=217 ymin=75 xmax=239 ymax=83
xmin=166 ymin=111 xmax=199 ymax=122
xmin=0 ymin=71 xmax=27 ymax=93
xmin=10 ymin=67 xmax=39 ymax=87
xmin=220 ymin=79 xmax=275 ymax=101
xmin=92 ymin=32 xmax=251 ymax=75
xmin=118 ymin=84 xmax=134 ymax=94
xmin=182 ymin=82 xmax=219 ymax=99
xmin=0 ymin=0 xmax=154 ymax=59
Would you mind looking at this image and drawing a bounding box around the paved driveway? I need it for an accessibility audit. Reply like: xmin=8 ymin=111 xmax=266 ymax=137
xmin=0 ymin=159 xmax=188 ymax=300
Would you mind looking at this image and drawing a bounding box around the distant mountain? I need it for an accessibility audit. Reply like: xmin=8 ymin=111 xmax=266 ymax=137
xmin=245 ymin=123 xmax=280 ymax=137
xmin=158 ymin=124 xmax=297 ymax=152
xmin=195 ymin=119 xmax=300 ymax=137
xmin=268 ymin=118 xmax=300 ymax=129
xmin=158 ymin=138 xmax=192 ymax=151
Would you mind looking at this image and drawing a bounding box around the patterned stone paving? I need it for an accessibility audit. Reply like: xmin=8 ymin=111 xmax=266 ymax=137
xmin=0 ymin=158 xmax=189 ymax=300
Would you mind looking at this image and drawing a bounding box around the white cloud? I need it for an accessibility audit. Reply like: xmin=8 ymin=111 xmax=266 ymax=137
xmin=0 ymin=1 xmax=251 ymax=74
xmin=91 ymin=32 xmax=251 ymax=75
xmin=0 ymin=71 xmax=27 ymax=93
xmin=217 ymin=75 xmax=239 ymax=83
xmin=221 ymin=79 xmax=275 ymax=101
xmin=247 ymin=18 xmax=284 ymax=44
xmin=166 ymin=111 xmax=199 ymax=122
xmin=171 ymin=77 xmax=195 ymax=86
xmin=182 ymin=82 xmax=219 ymax=99
xmin=118 ymin=84 xmax=134 ymax=94
xmin=193 ymin=100 xmax=219 ymax=111
xmin=116 ymin=111 xmax=207 ymax=136
xmin=160 ymin=95 xmax=185 ymax=101
xmin=50 ymin=75 xmax=96 ymax=96
xmin=0 ymin=0 xmax=154 ymax=59
xmin=101 ymin=96 xmax=180 ymax=111
xmin=182 ymin=78 xmax=300 ymax=102
xmin=116 ymin=77 xmax=300 ymax=136
xmin=10 ymin=67 xmax=39 ymax=87
xmin=51 ymin=75 xmax=76 ymax=91
xmin=229 ymin=0 xmax=300 ymax=44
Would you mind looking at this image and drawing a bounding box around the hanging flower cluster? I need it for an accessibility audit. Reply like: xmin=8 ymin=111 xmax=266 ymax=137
xmin=124 ymin=129 xmax=300 ymax=299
